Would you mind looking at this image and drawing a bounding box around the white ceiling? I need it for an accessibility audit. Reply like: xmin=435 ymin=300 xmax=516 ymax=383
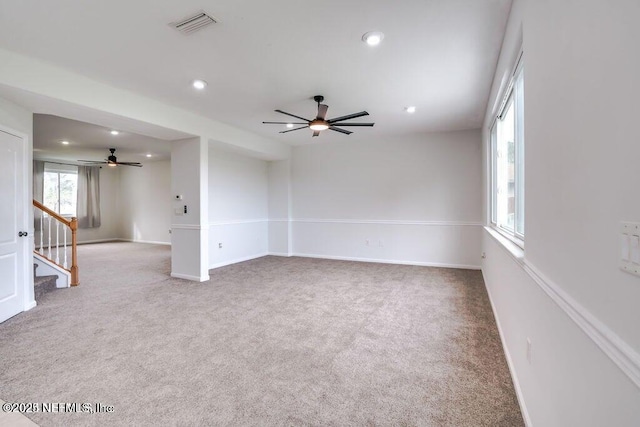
xmin=34 ymin=114 xmax=173 ymax=163
xmin=0 ymin=0 xmax=512 ymax=150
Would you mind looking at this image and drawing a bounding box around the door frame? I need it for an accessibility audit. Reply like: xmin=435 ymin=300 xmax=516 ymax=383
xmin=0 ymin=123 xmax=35 ymax=312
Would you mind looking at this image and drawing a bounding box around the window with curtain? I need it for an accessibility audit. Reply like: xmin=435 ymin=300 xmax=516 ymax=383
xmin=43 ymin=163 xmax=78 ymax=216
xmin=76 ymin=165 xmax=101 ymax=228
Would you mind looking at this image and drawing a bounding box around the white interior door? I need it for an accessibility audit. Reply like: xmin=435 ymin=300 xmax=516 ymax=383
xmin=0 ymin=128 xmax=27 ymax=323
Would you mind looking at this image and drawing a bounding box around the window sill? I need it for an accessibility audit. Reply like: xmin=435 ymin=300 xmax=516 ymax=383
xmin=484 ymin=226 xmax=525 ymax=266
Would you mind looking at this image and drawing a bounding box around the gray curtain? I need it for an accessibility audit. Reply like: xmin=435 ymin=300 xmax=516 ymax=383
xmin=33 ymin=160 xmax=45 ymax=231
xmin=77 ymin=165 xmax=101 ymax=228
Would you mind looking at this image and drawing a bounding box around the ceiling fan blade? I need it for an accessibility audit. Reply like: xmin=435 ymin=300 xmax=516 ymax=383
xmin=317 ymin=104 xmax=329 ymax=120
xmin=312 ymin=131 xmax=320 ymax=137
xmin=117 ymin=162 xmax=143 ymax=167
xmin=330 ymin=123 xmax=375 ymax=127
xmin=275 ymin=110 xmax=311 ymax=123
xmin=78 ymin=160 xmax=107 ymax=164
xmin=263 ymin=121 xmax=308 ymax=125
xmin=279 ymin=126 xmax=308 ymax=134
xmin=328 ymin=126 xmax=353 ymax=135
xmin=328 ymin=111 xmax=369 ymax=123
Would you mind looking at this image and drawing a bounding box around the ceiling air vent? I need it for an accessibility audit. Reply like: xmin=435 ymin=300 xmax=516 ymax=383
xmin=170 ymin=11 xmax=217 ymax=35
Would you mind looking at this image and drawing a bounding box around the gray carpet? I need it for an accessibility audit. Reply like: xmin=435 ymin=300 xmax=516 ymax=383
xmin=0 ymin=242 xmax=523 ymax=426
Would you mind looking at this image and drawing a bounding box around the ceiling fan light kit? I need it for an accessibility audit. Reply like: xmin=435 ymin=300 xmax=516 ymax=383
xmin=362 ymin=31 xmax=384 ymax=46
xmin=78 ymin=148 xmax=143 ymax=167
xmin=309 ymin=120 xmax=329 ymax=131
xmin=262 ymin=95 xmax=374 ymax=137
xmin=192 ymin=79 xmax=207 ymax=90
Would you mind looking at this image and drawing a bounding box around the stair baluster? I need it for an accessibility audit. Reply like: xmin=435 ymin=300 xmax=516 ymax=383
xmin=39 ymin=214 xmax=44 ymax=255
xmin=55 ymin=221 xmax=60 ymax=265
xmin=33 ymin=200 xmax=79 ymax=286
xmin=63 ymin=225 xmax=68 ymax=269
xmin=47 ymin=215 xmax=52 ymax=259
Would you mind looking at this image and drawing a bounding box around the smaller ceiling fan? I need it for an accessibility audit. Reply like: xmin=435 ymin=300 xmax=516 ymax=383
xmin=79 ymin=148 xmax=142 ymax=167
xmin=263 ymin=95 xmax=374 ymax=137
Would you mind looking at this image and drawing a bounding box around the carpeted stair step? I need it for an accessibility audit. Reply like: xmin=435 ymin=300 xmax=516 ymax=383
xmin=34 ymin=275 xmax=58 ymax=300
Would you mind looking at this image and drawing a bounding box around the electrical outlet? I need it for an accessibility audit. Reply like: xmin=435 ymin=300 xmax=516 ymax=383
xmin=526 ymin=338 xmax=532 ymax=364
xmin=183 ymin=205 xmax=188 ymax=214
xmin=481 ymin=252 xmax=486 ymax=259
xmin=218 ymin=243 xmax=222 ymax=249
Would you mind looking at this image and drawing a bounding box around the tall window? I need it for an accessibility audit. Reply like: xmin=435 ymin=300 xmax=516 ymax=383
xmin=491 ymin=58 xmax=524 ymax=242
xmin=43 ymin=164 xmax=78 ymax=216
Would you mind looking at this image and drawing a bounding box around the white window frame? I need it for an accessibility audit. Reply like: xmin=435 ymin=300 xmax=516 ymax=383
xmin=490 ymin=52 xmax=524 ymax=246
xmin=43 ymin=163 xmax=78 ymax=218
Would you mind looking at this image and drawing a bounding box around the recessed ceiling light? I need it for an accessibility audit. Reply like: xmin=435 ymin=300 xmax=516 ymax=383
xmin=192 ymin=79 xmax=207 ymax=90
xmin=110 ymin=130 xmax=120 ymax=135
xmin=146 ymin=154 xmax=152 ymax=158
xmin=362 ymin=31 xmax=384 ymax=46
xmin=60 ymin=140 xmax=70 ymax=145
xmin=286 ymin=123 xmax=294 ymax=129
xmin=405 ymin=106 xmax=416 ymax=114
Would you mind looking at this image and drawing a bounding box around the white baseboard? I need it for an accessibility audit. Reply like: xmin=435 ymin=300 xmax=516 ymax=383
xmin=481 ymin=270 xmax=532 ymax=427
xmin=209 ymin=253 xmax=268 ymax=270
xmin=267 ymin=252 xmax=292 ymax=257
xmin=76 ymin=238 xmax=120 ymax=245
xmin=170 ymin=272 xmax=210 ymax=282
xmin=210 ymin=251 xmax=477 ymax=271
xmin=118 ymin=238 xmax=171 ymax=246
xmin=74 ymin=238 xmax=171 ymax=246
xmin=293 ymin=252 xmax=481 ymax=270
xmin=24 ymin=300 xmax=37 ymax=311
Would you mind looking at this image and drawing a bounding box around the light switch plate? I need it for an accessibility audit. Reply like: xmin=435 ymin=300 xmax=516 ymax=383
xmin=620 ymin=222 xmax=640 ymax=277
xmin=631 ymin=235 xmax=640 ymax=264
xmin=621 ymin=234 xmax=630 ymax=261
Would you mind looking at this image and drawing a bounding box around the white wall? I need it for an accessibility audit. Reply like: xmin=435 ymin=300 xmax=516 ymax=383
xmin=481 ymin=0 xmax=640 ymax=425
xmin=35 ymin=162 xmax=170 ymax=246
xmin=118 ymin=160 xmax=171 ymax=245
xmin=208 ymin=146 xmax=268 ymax=268
xmin=76 ymin=166 xmax=120 ymax=243
xmin=0 ymin=97 xmax=32 ymax=134
xmin=171 ymin=137 xmax=209 ymax=281
xmin=290 ymin=130 xmax=482 ymax=268
xmin=267 ymin=159 xmax=291 ymax=255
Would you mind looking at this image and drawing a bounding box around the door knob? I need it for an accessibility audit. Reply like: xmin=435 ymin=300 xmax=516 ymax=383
xmin=18 ymin=231 xmax=28 ymax=237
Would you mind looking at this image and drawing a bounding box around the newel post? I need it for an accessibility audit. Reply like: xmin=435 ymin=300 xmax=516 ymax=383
xmin=70 ymin=217 xmax=79 ymax=286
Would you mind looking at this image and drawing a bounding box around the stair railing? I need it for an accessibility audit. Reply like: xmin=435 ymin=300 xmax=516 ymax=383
xmin=33 ymin=200 xmax=79 ymax=286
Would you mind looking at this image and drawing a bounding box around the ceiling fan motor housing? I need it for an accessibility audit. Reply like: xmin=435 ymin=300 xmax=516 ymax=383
xmin=262 ymin=95 xmax=374 ymax=137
